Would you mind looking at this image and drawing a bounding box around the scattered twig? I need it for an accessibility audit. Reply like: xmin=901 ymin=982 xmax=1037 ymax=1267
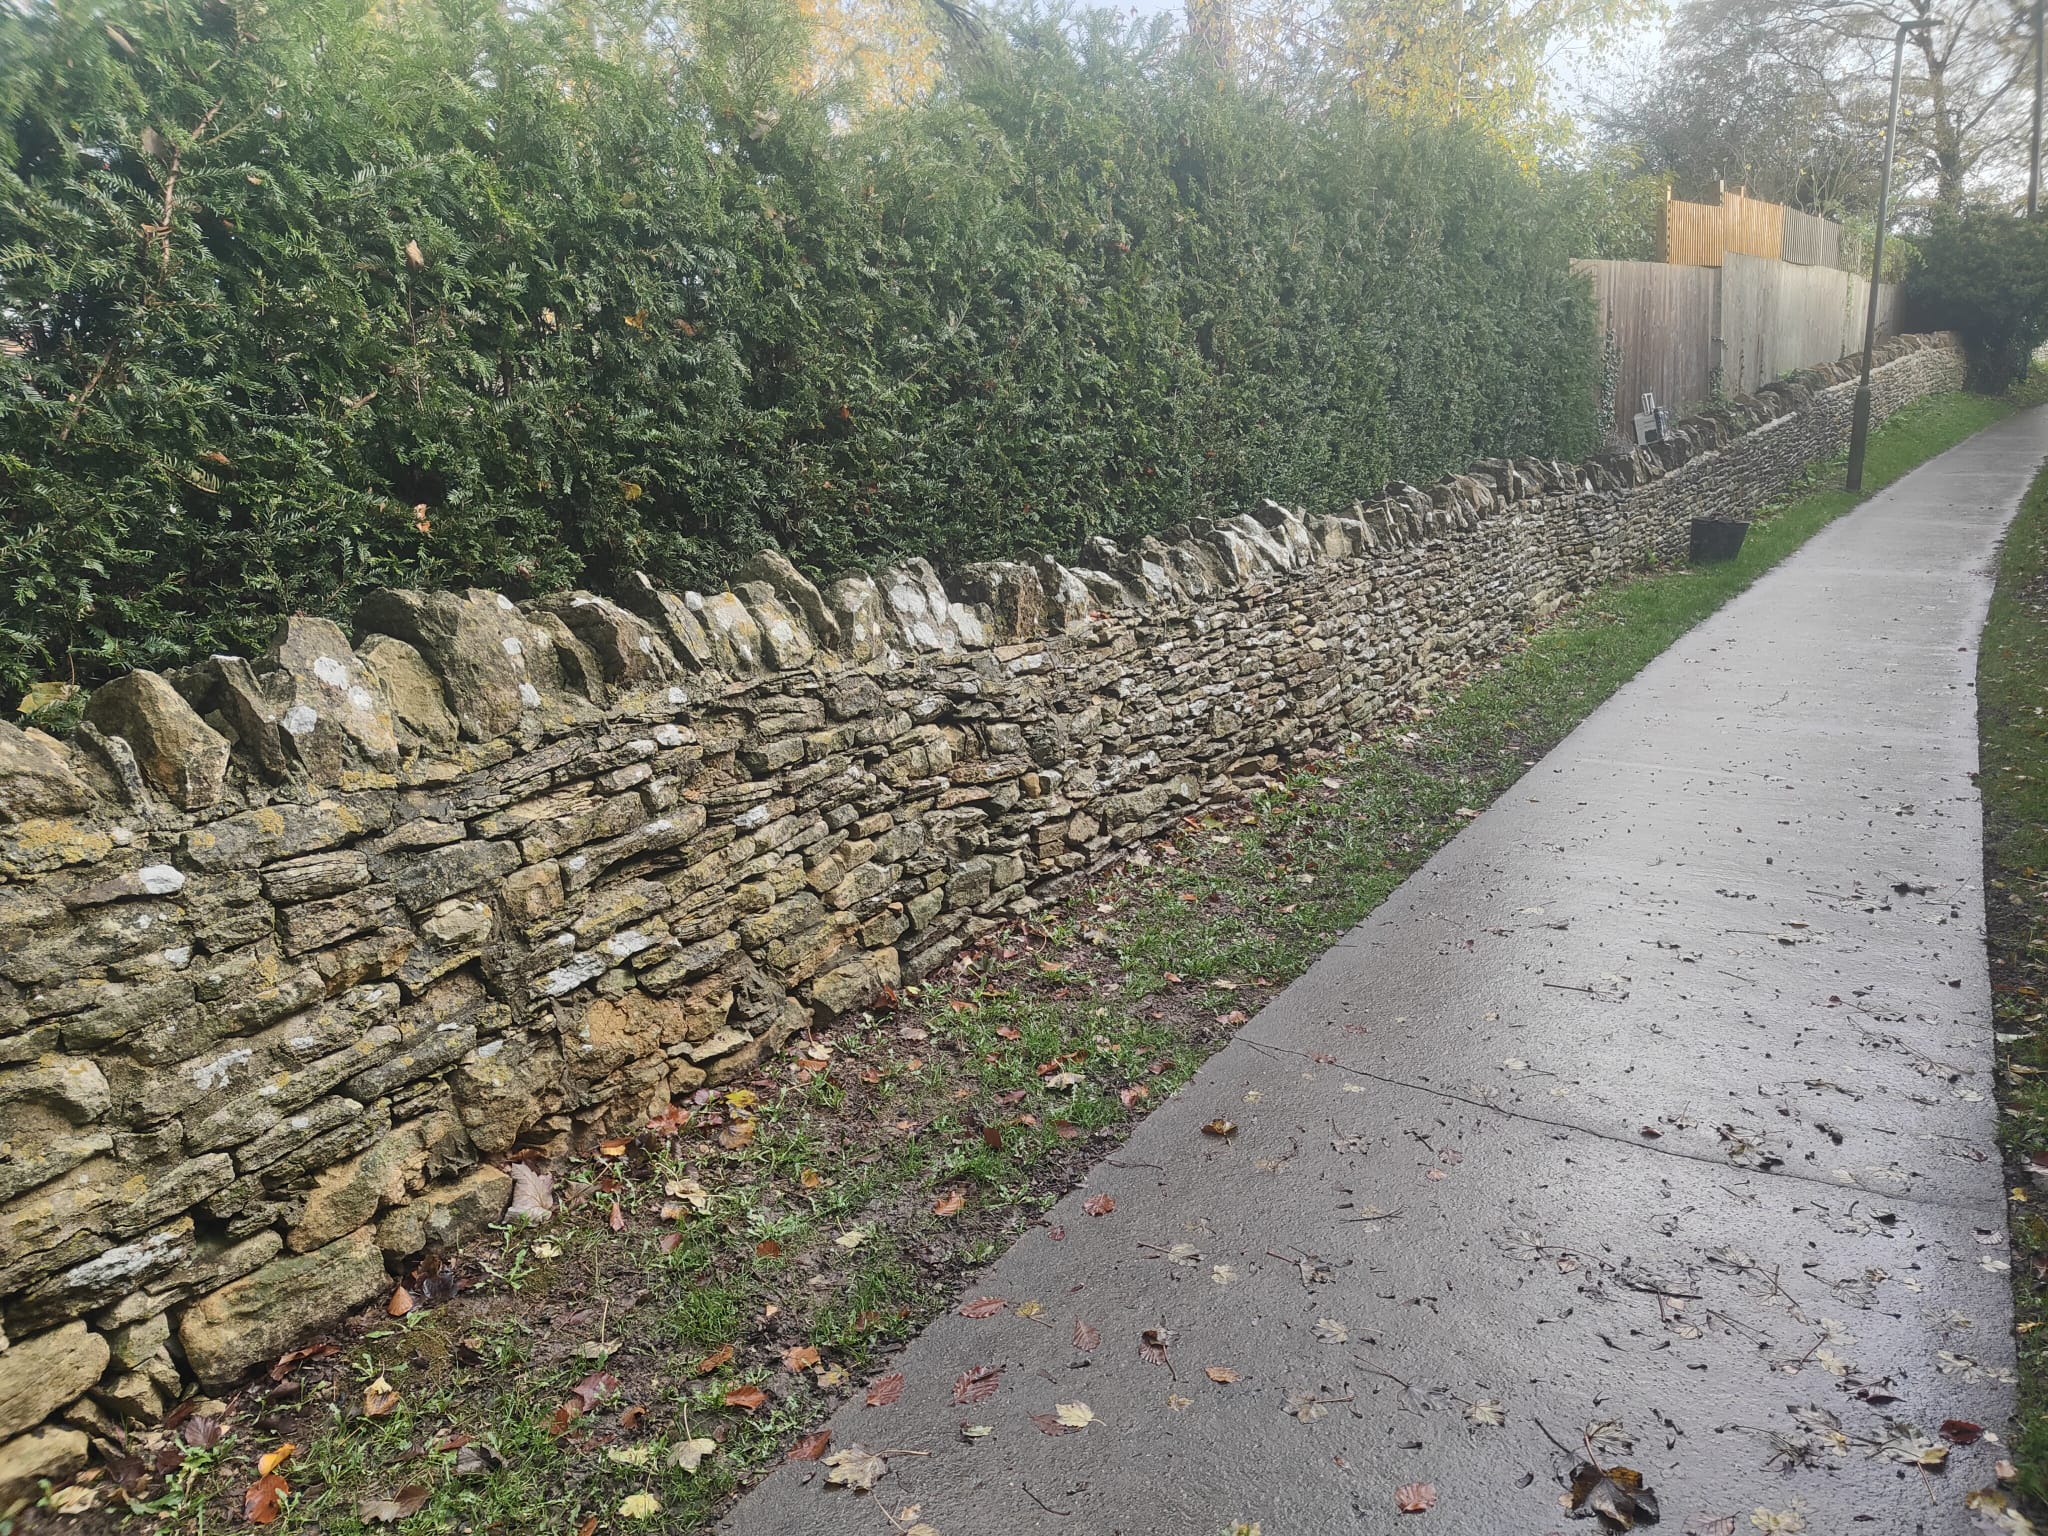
xmin=1020 ymin=1482 xmax=1073 ymax=1517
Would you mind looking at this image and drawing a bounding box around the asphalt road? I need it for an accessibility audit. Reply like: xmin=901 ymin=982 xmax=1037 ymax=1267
xmin=724 ymin=411 xmax=2048 ymax=1536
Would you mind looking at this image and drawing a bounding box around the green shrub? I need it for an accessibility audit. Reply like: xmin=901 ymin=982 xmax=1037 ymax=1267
xmin=1906 ymin=210 xmax=2048 ymax=392
xmin=0 ymin=0 xmax=1599 ymax=693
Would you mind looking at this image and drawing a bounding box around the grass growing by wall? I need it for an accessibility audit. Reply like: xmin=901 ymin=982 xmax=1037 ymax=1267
xmin=22 ymin=387 xmax=2017 ymax=1536
xmin=1977 ymin=377 xmax=2048 ymax=1520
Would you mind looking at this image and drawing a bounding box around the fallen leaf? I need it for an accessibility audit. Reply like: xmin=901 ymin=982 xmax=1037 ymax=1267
xmin=959 ymin=1296 xmax=1007 ymax=1319
xmin=866 ymin=1373 xmax=906 ymax=1407
xmin=824 ymin=1445 xmax=889 ymax=1491
xmin=362 ymin=1376 xmax=400 ymax=1418
xmin=1162 ymin=1242 xmax=1201 ymax=1266
xmin=257 ymin=1444 xmax=295 ymax=1477
xmin=1029 ymin=1412 xmax=1073 ymax=1436
xmin=1284 ymin=1391 xmax=1328 ymax=1422
xmin=453 ymin=1442 xmax=502 ymax=1477
xmin=1396 ymin=1482 xmax=1437 ymax=1514
xmin=932 ymin=1189 xmax=966 ymax=1216
xmin=607 ymin=1447 xmax=652 ymax=1467
xmin=1206 ymin=1366 xmax=1239 ymax=1384
xmin=952 ymin=1366 xmax=1002 ymax=1405
xmin=608 ymin=1198 xmax=626 ymax=1232
xmin=598 ymin=1137 xmax=629 ymax=1158
xmin=1313 ymin=1319 xmax=1348 ymax=1344
xmin=1940 ymin=1418 xmax=1984 ymax=1445
xmin=1683 ymin=1518 xmax=1736 ymax=1536
xmin=576 ymin=1517 xmax=599 ymax=1536
xmin=724 ymin=1383 xmax=769 ymax=1413
xmin=387 ymin=1286 xmax=414 ymax=1318
xmin=1140 ymin=1327 xmax=1173 ymax=1365
xmin=1083 ymin=1194 xmax=1116 ymax=1216
xmin=783 ymin=1344 xmax=821 ymax=1371
xmin=1212 ymin=1264 xmax=1239 ymax=1285
xmin=836 ymin=1229 xmax=868 ymax=1250
xmin=668 ymin=1437 xmax=718 ymax=1473
xmin=755 ymin=1238 xmax=782 ymax=1258
xmin=1015 ymin=1300 xmax=1045 ymax=1319
xmin=1202 ymin=1119 xmax=1239 ymax=1137
xmin=799 ymin=1168 xmax=825 ymax=1189
xmin=1568 ymin=1463 xmax=1660 ymax=1530
xmin=245 ymin=1474 xmax=289 ymax=1524
xmin=507 ymin=1163 xmax=554 ymax=1222
xmin=787 ymin=1431 xmax=831 ymax=1463
xmin=358 ymin=1486 xmax=429 ymax=1524
xmin=1054 ymin=1401 xmax=1096 ymax=1428
xmin=961 ymin=1424 xmax=994 ymax=1440
xmin=1466 ymin=1397 xmax=1506 ymax=1426
xmin=665 ymin=1176 xmax=710 ymax=1210
xmin=617 ymin=1492 xmax=662 ymax=1520
xmin=1073 ymin=1321 xmax=1101 ymax=1351
xmin=694 ymin=1346 xmax=733 ymax=1375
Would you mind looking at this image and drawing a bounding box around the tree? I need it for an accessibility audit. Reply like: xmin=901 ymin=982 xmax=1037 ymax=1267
xmin=1187 ymin=0 xmax=1655 ymax=158
xmin=1603 ymin=0 xmax=2032 ymax=218
xmin=1907 ymin=210 xmax=2048 ymax=386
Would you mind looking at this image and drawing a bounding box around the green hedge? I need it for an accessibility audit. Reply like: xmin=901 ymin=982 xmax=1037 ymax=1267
xmin=1906 ymin=211 xmax=2048 ymax=393
xmin=0 ymin=0 xmax=1599 ymax=693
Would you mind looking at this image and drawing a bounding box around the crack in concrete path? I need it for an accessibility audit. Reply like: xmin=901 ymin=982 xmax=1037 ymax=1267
xmin=725 ymin=412 xmax=2048 ymax=1536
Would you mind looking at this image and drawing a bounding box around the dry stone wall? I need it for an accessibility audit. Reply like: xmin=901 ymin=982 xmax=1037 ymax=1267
xmin=0 ymin=333 xmax=1962 ymax=1494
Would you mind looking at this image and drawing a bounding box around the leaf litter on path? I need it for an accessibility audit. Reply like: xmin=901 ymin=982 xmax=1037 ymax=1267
xmin=1567 ymin=1461 xmax=1661 ymax=1530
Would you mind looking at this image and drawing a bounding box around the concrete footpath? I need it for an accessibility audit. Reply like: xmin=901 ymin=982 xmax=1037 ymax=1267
xmin=725 ymin=412 xmax=2048 ymax=1536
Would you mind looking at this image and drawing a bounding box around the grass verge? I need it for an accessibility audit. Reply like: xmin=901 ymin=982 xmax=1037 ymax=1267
xmin=15 ymin=385 xmax=2030 ymax=1536
xmin=1981 ymin=395 xmax=2048 ymax=1521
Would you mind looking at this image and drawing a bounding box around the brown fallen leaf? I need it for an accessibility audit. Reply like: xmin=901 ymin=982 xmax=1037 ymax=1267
xmin=932 ymin=1189 xmax=966 ymax=1216
xmin=576 ymin=1516 xmax=599 ymax=1536
xmin=1083 ymin=1193 xmax=1116 ymax=1216
xmin=618 ymin=1403 xmax=648 ymax=1431
xmin=788 ymin=1430 xmax=832 ymax=1462
xmin=358 ymin=1485 xmax=430 ymax=1524
xmin=1395 ymin=1482 xmax=1437 ymax=1514
xmin=1568 ymin=1462 xmax=1660 ymax=1530
xmin=1139 ymin=1327 xmax=1173 ymax=1365
xmin=783 ymin=1344 xmax=821 ymax=1372
xmin=1205 ymin=1366 xmax=1238 ymax=1384
xmin=608 ymin=1199 xmax=626 ymax=1232
xmin=387 ymin=1286 xmax=414 ymax=1318
xmin=694 ymin=1345 xmax=734 ymax=1376
xmin=959 ymin=1296 xmax=1007 ymax=1319
xmin=724 ymin=1383 xmax=769 ymax=1413
xmin=1940 ymin=1419 xmax=1985 ymax=1445
xmin=824 ymin=1445 xmax=889 ymax=1491
xmin=755 ymin=1238 xmax=782 ymax=1258
xmin=1073 ymin=1320 xmax=1101 ymax=1351
xmin=362 ymin=1376 xmax=400 ymax=1418
xmin=244 ymin=1474 xmax=289 ymax=1525
xmin=800 ymin=1168 xmax=825 ymax=1189
xmin=1202 ymin=1118 xmax=1239 ymax=1137
xmin=952 ymin=1366 xmax=1002 ymax=1405
xmin=570 ymin=1369 xmax=622 ymax=1410
xmin=866 ymin=1372 xmax=906 ymax=1407
xmin=1029 ymin=1411 xmax=1074 ymax=1436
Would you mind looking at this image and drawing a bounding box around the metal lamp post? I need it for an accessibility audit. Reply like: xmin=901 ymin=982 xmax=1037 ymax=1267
xmin=1846 ymin=17 xmax=1933 ymax=493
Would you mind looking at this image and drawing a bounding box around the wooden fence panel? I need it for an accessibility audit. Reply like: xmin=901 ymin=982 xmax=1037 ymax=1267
xmin=1580 ymin=256 xmax=1902 ymax=439
xmin=1721 ymin=254 xmax=1901 ymax=395
xmin=1575 ymin=258 xmax=1720 ymax=427
xmin=1780 ymin=207 xmax=1840 ymax=268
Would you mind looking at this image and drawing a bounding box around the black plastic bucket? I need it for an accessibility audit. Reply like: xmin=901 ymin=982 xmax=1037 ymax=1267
xmin=1689 ymin=517 xmax=1751 ymax=563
